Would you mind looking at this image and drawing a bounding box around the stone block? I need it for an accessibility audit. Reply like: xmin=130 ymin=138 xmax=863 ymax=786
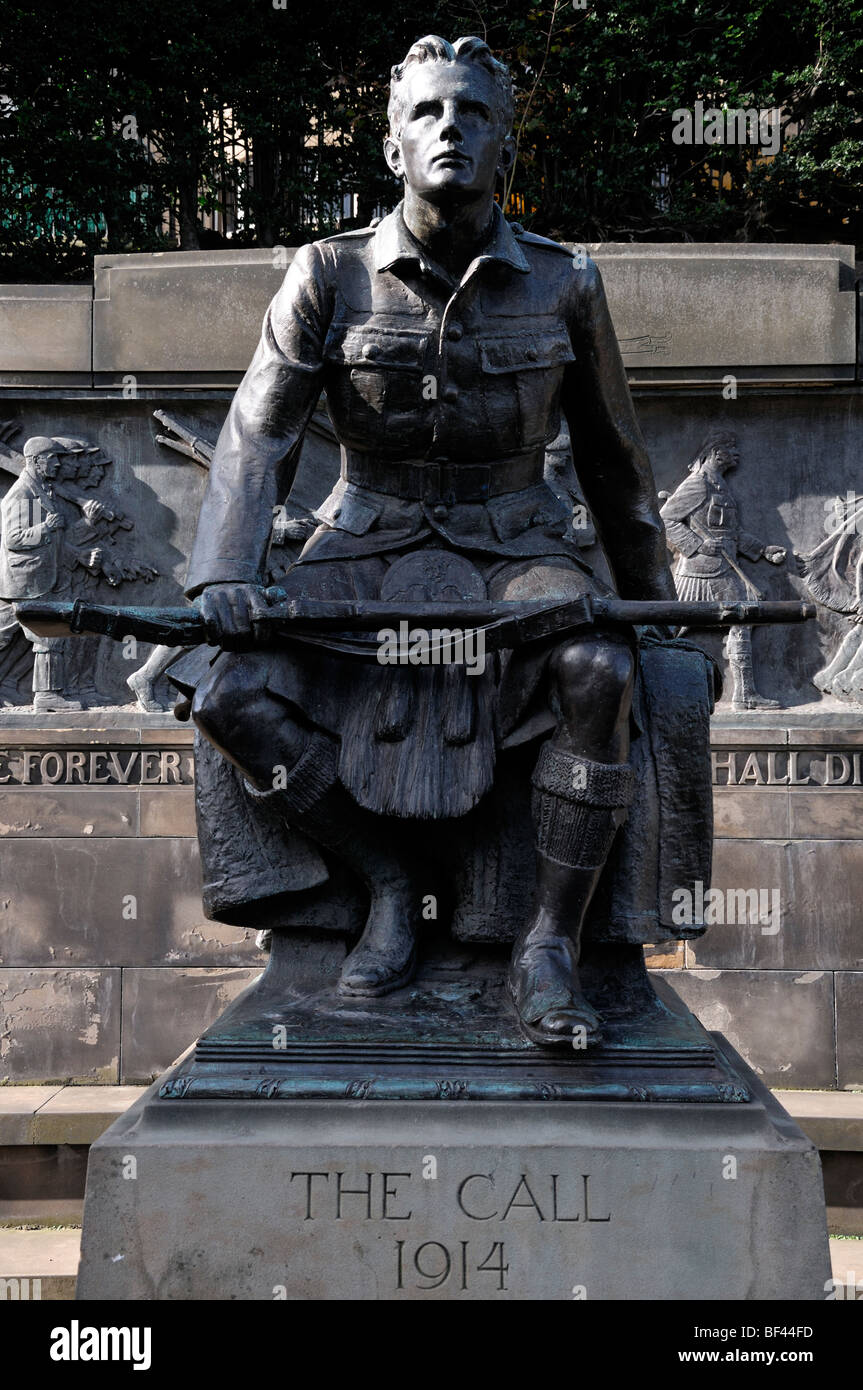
xmin=0 ymin=837 xmax=257 ymax=968
xmin=0 ymin=284 xmax=92 ymax=381
xmin=660 ymin=968 xmax=835 ymax=1089
xmin=0 ymin=969 xmax=120 ymax=1084
xmin=0 ymin=788 xmax=137 ymax=838
xmin=712 ymin=788 xmax=789 ymax=837
xmin=85 ymin=243 xmax=857 ymax=387
xmin=789 ymin=790 xmax=863 ymax=839
xmin=836 ymin=973 xmax=863 ymax=1089
xmin=93 ymin=250 xmax=294 ymax=383
xmin=0 ymin=1227 xmax=80 ymax=1299
xmin=0 ymin=1143 xmax=88 ymax=1209
xmin=139 ymin=788 xmax=196 ymax=837
xmin=689 ymin=839 xmax=863 ymax=971
xmin=790 ymin=844 xmax=863 ymax=971
xmin=710 ymin=725 xmax=789 ymax=747
xmin=644 ymin=941 xmax=684 ymax=969
xmin=590 ymin=243 xmax=856 ymax=380
xmin=120 ymin=967 xmax=262 ymax=1082
xmin=687 ymin=840 xmax=792 ymax=969
xmin=787 ymin=727 xmax=863 ymax=747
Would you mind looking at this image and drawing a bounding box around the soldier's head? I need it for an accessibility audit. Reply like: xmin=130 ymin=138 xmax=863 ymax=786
xmin=385 ymin=36 xmax=515 ymax=204
xmin=52 ymin=437 xmax=96 ymax=482
xmin=22 ymin=436 xmax=64 ymax=481
xmin=80 ymin=450 xmax=112 ymax=490
xmin=691 ymin=432 xmax=740 ymax=475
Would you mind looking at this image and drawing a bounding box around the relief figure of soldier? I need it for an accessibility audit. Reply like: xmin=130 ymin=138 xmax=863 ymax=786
xmin=660 ymin=432 xmax=786 ymax=711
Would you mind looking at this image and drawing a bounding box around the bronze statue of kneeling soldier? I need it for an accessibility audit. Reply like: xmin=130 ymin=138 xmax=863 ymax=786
xmin=182 ymin=34 xmax=712 ymax=1047
xmin=13 ymin=37 xmax=813 ymax=1050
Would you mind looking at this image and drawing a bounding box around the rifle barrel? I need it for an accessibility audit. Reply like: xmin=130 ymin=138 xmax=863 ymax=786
xmin=12 ymin=595 xmax=817 ymax=649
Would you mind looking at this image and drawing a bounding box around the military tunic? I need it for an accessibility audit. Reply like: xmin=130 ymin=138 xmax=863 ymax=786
xmin=186 ymin=202 xmax=670 ymax=596
xmin=660 ymin=466 xmax=767 ymax=604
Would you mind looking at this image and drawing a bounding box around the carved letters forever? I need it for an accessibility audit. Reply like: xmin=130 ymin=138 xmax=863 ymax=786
xmin=0 ymin=747 xmax=193 ymax=784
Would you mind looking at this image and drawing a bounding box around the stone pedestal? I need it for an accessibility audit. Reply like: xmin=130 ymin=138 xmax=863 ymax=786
xmin=77 ymin=959 xmax=830 ymax=1300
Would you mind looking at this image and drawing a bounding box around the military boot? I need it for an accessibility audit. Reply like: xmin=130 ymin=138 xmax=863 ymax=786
xmin=508 ymin=744 xmax=634 ymax=1047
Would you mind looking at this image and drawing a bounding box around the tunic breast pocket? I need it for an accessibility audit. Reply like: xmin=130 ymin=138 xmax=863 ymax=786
xmin=479 ymin=327 xmax=576 ymax=450
xmin=324 ymin=323 xmax=430 ymax=449
xmin=707 ymin=497 xmax=736 ymax=529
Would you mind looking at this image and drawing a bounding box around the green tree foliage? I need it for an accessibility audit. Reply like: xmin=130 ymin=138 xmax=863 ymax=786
xmin=0 ymin=0 xmax=859 ymax=280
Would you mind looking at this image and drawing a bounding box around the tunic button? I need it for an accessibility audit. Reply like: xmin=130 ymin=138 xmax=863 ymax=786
xmin=446 ymin=323 xmax=464 ymax=342
xmin=433 ymin=504 xmax=449 ymax=521
xmin=361 ymin=343 xmax=378 ymax=360
xmin=525 ymin=346 xmax=538 ymax=361
xmin=442 ymin=384 xmax=459 ymax=403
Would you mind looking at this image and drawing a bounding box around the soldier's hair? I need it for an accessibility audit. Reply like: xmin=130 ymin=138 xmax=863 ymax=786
xmin=388 ymin=35 xmax=514 ymax=138
xmin=689 ymin=431 xmax=739 ymax=471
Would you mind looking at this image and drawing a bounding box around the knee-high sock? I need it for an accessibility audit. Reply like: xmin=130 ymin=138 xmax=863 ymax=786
xmin=531 ymin=743 xmax=635 ymax=869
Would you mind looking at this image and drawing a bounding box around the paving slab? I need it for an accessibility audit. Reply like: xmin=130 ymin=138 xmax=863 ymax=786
xmin=828 ymin=1238 xmax=863 ymax=1296
xmin=0 ymin=1227 xmax=80 ymax=1299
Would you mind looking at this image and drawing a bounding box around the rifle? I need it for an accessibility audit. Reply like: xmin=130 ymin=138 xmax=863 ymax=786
xmin=14 ymin=592 xmax=817 ymax=658
xmin=152 ymin=411 xmax=215 ymax=468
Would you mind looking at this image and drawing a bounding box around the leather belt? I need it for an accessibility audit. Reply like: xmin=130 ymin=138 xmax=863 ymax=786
xmin=341 ymin=448 xmax=545 ymax=503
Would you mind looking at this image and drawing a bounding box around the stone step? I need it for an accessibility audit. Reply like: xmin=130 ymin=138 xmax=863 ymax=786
xmin=774 ymin=1090 xmax=863 ymax=1151
xmin=0 ymin=1085 xmax=147 ymax=1146
xmin=0 ymin=1085 xmax=148 ymax=1229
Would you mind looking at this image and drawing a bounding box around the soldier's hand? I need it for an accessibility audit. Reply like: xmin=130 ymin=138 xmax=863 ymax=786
xmin=81 ymin=499 xmax=106 ymax=522
xmin=84 ymin=547 xmax=109 ymax=575
xmin=197 ymin=582 xmax=272 ymax=647
xmin=44 ymin=512 xmax=65 ymax=531
xmin=700 ymin=538 xmax=724 ymax=556
xmin=764 ymin=545 xmax=786 ymax=565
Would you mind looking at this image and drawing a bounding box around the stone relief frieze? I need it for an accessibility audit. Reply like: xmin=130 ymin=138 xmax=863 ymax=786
xmin=0 ymin=424 xmax=157 ymax=711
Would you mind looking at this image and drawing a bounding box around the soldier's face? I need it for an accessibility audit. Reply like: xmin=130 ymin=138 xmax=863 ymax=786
xmin=713 ymin=448 xmax=739 ymax=473
xmin=386 ymin=63 xmax=512 ymax=203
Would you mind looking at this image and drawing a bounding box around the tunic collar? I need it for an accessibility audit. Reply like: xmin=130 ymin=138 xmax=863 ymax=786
xmin=374 ymin=201 xmax=530 ymax=279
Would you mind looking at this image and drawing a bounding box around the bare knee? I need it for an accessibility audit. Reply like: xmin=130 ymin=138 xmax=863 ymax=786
xmin=551 ymin=635 xmax=635 ymax=721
